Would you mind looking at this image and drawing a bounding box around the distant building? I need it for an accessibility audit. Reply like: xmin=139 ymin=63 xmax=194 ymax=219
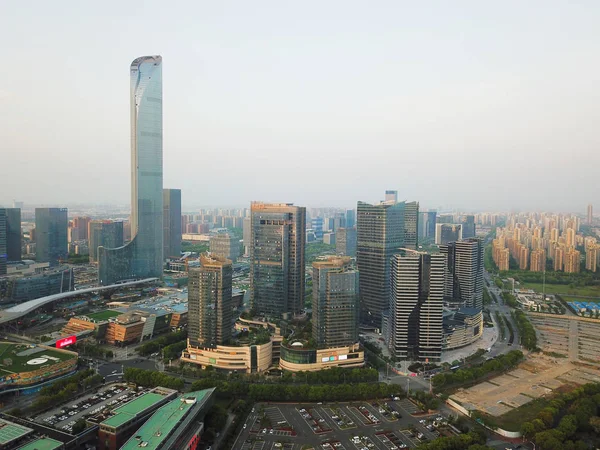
xmin=2 ymin=208 xmax=21 ymax=263
xmin=312 ymin=257 xmax=359 ymax=348
xmin=389 ymin=250 xmax=444 ymax=362
xmin=385 ymin=190 xmax=398 ymax=204
xmin=163 ymin=188 xmax=182 ymax=259
xmin=0 ymin=210 xmax=7 ymax=276
xmin=250 ymin=202 xmax=306 ymax=318
xmin=35 ymin=208 xmax=68 ymax=266
xmin=404 ymin=201 xmax=419 ymax=249
xmin=530 ymin=249 xmax=546 ymax=272
xmin=0 ymin=264 xmax=73 ymax=304
xmin=435 ymin=223 xmax=462 ymax=245
xmin=89 ymin=221 xmax=124 ymax=263
xmin=418 ymin=211 xmax=437 ymax=239
xmin=188 ymin=253 xmax=233 ymax=348
xmin=588 ymin=204 xmax=593 ymax=225
xmin=356 ymin=201 xmax=405 ymax=324
xmin=209 ymin=233 xmax=239 ymax=263
xmin=311 ymin=217 xmax=324 ymax=240
xmin=564 ymin=249 xmax=581 ymax=273
xmin=439 ymin=238 xmax=484 ymax=310
xmin=243 ymin=216 xmax=251 ymax=256
xmin=336 ymin=227 xmax=357 ymax=257
xmin=345 ymin=209 xmax=355 ymax=228
xmin=323 ymin=232 xmax=336 ymax=245
xmin=461 ymin=215 xmax=476 ymax=239
xmin=72 ymin=216 xmax=91 ymax=241
xmin=586 ymin=245 xmax=598 ymax=272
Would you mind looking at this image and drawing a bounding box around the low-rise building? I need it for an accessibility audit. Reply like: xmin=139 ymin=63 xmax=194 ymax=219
xmin=442 ymin=308 xmax=483 ymax=350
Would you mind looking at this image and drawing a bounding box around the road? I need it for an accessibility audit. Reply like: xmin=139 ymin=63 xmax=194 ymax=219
xmin=484 ymin=271 xmax=521 ymax=357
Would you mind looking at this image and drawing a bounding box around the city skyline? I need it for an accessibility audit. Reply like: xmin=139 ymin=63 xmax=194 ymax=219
xmin=1 ymin=2 xmax=599 ymax=211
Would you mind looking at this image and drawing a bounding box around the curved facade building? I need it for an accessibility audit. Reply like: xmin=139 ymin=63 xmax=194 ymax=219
xmin=99 ymin=56 xmax=163 ymax=285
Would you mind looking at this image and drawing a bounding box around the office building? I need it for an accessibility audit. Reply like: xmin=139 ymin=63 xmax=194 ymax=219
xmin=588 ymin=204 xmax=593 ymax=226
xmin=163 ymin=189 xmax=182 ymax=259
xmin=72 ymin=216 xmax=91 ymax=241
xmin=435 ymin=223 xmax=462 ymax=245
xmin=461 ymin=215 xmax=476 ymax=239
xmin=250 ymin=202 xmax=306 ymax=318
xmin=345 ymin=209 xmax=355 ymax=228
xmin=188 ymin=253 xmax=233 ymax=348
xmin=35 ymin=208 xmax=68 ymax=266
xmin=1 ymin=208 xmax=21 ymax=262
xmin=418 ymin=211 xmax=437 ymax=239
xmin=0 ymin=210 xmax=6 ymax=276
xmin=99 ymin=56 xmax=164 ymax=285
xmin=356 ymin=200 xmax=405 ymax=323
xmin=312 ymin=257 xmax=359 ymax=348
xmin=404 ymin=201 xmax=419 ymax=249
xmin=440 ymin=238 xmax=484 ymax=310
xmin=120 ymin=389 xmax=216 ymax=450
xmin=336 ymin=227 xmax=357 ymax=257
xmin=323 ymin=232 xmax=336 ymax=245
xmin=311 ymin=217 xmax=324 ymax=240
xmin=389 ymin=251 xmax=444 ymax=361
xmin=385 ymin=190 xmax=398 ymax=204
xmin=89 ymin=220 xmax=125 ymax=263
xmin=209 ymin=233 xmax=239 ymax=263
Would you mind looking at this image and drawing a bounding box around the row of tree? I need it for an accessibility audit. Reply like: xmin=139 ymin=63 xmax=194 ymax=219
xmin=136 ymin=330 xmax=187 ymax=356
xmin=432 ymin=350 xmax=523 ymax=389
xmin=415 ymin=430 xmax=491 ymax=450
xmin=511 ymin=310 xmax=538 ymax=350
xmin=32 ymin=369 xmax=103 ymax=412
xmin=189 ymin=377 xmax=402 ymax=402
xmin=124 ymin=367 xmax=184 ymax=390
xmin=279 ymin=367 xmax=379 ymax=384
xmin=520 ymin=383 xmax=600 ymax=450
xmin=161 ymin=340 xmax=187 ymax=361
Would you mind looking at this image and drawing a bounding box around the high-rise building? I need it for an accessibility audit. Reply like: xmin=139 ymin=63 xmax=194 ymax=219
xmin=435 ymin=223 xmax=462 ymax=245
xmin=0 ymin=208 xmax=21 ymax=263
xmin=163 ymin=189 xmax=182 ymax=259
xmin=35 ymin=208 xmax=68 ymax=267
xmin=72 ymin=216 xmax=91 ymax=241
xmin=404 ymin=201 xmax=419 ymax=250
xmin=336 ymin=227 xmax=357 ymax=257
xmin=89 ymin=221 xmax=124 ymax=263
xmin=389 ymin=251 xmax=444 ymax=361
xmin=99 ymin=56 xmax=163 ymax=285
xmin=418 ymin=211 xmax=437 ymax=239
xmin=439 ymin=238 xmax=484 ymax=310
xmin=312 ymin=257 xmax=359 ymax=348
xmin=564 ymin=249 xmax=581 ymax=273
xmin=311 ymin=217 xmax=324 ymax=240
xmin=209 ymin=233 xmax=239 ymax=263
xmin=0 ymin=210 xmax=6 ymax=275
xmin=586 ymin=245 xmax=598 ymax=272
xmin=530 ymin=249 xmax=546 ymax=272
xmin=243 ymin=216 xmax=252 ymax=256
xmin=385 ymin=190 xmax=398 ymax=204
xmin=250 ymin=202 xmax=306 ymax=318
xmin=356 ymin=201 xmax=405 ymax=324
xmin=188 ymin=254 xmax=233 ymax=348
xmin=345 ymin=209 xmax=355 ymax=228
xmin=461 ymin=215 xmax=476 ymax=239
xmin=588 ymin=204 xmax=593 ymax=226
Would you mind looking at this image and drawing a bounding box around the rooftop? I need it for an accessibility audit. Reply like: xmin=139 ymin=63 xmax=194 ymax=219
xmin=121 ymin=390 xmax=212 ymax=450
xmin=0 ymin=418 xmax=33 ymax=446
xmin=17 ymin=437 xmax=63 ymax=450
xmin=101 ymin=392 xmax=166 ymax=429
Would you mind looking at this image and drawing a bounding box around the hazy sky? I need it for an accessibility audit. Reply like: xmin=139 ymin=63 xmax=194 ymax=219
xmin=1 ymin=1 xmax=599 ymax=211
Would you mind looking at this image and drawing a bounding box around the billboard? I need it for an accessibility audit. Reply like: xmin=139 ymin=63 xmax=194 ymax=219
xmin=56 ymin=335 xmax=77 ymax=349
xmin=338 ymin=354 xmax=348 ymax=360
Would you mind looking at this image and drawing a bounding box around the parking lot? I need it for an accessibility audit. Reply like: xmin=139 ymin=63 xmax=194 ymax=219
xmin=36 ymin=384 xmax=141 ymax=433
xmin=233 ymin=399 xmax=453 ymax=450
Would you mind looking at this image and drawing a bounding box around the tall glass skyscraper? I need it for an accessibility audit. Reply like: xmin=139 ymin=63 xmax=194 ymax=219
xmin=163 ymin=188 xmax=182 ymax=259
xmin=35 ymin=208 xmax=68 ymax=267
xmin=99 ymin=56 xmax=163 ymax=285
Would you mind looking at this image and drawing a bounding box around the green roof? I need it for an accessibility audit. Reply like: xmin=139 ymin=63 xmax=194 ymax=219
xmin=0 ymin=419 xmax=32 ymax=445
xmin=86 ymin=310 xmax=122 ymax=321
xmin=121 ymin=390 xmax=209 ymax=450
xmin=101 ymin=392 xmax=166 ymax=428
xmin=17 ymin=437 xmax=63 ymax=450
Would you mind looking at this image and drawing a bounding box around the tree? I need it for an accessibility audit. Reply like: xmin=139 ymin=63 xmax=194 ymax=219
xmin=520 ymin=421 xmax=536 ymax=439
xmin=72 ymin=419 xmax=87 ymax=434
xmin=589 ymin=416 xmax=600 ymax=434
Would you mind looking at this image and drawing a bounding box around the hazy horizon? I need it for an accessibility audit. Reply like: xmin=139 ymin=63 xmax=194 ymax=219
xmin=2 ymin=1 xmax=599 ymax=211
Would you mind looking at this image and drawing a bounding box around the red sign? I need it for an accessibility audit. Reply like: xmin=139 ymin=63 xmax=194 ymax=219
xmin=56 ymin=335 xmax=77 ymax=349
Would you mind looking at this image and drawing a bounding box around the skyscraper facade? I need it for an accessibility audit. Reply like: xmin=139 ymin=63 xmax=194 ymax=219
xmin=99 ymin=56 xmax=163 ymax=285
xmin=404 ymin=201 xmax=419 ymax=249
xmin=312 ymin=257 xmax=359 ymax=348
xmin=89 ymin=221 xmax=124 ymax=263
xmin=250 ymin=202 xmax=306 ymax=318
xmin=163 ymin=189 xmax=182 ymax=259
xmin=336 ymin=227 xmax=357 ymax=257
xmin=0 ymin=208 xmax=21 ymax=265
xmin=345 ymin=209 xmax=355 ymax=228
xmin=418 ymin=211 xmax=437 ymax=239
xmin=389 ymin=251 xmax=444 ymax=361
xmin=209 ymin=233 xmax=239 ymax=263
xmin=439 ymin=238 xmax=484 ymax=310
xmin=588 ymin=204 xmax=593 ymax=225
xmin=435 ymin=223 xmax=462 ymax=245
xmin=461 ymin=215 xmax=476 ymax=239
xmin=311 ymin=217 xmax=324 ymax=240
xmin=72 ymin=216 xmax=91 ymax=241
xmin=243 ymin=216 xmax=252 ymax=256
xmin=35 ymin=208 xmax=68 ymax=267
xmin=385 ymin=190 xmax=398 ymax=204
xmin=188 ymin=253 xmax=233 ymax=348
xmin=356 ymin=201 xmax=405 ymax=323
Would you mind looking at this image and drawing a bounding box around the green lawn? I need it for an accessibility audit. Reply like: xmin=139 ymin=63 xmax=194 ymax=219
xmin=493 ymin=396 xmax=551 ymax=432
xmin=0 ymin=344 xmax=77 ymax=375
xmin=518 ymin=282 xmax=600 ymax=298
xmin=87 ymin=310 xmax=122 ymax=321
